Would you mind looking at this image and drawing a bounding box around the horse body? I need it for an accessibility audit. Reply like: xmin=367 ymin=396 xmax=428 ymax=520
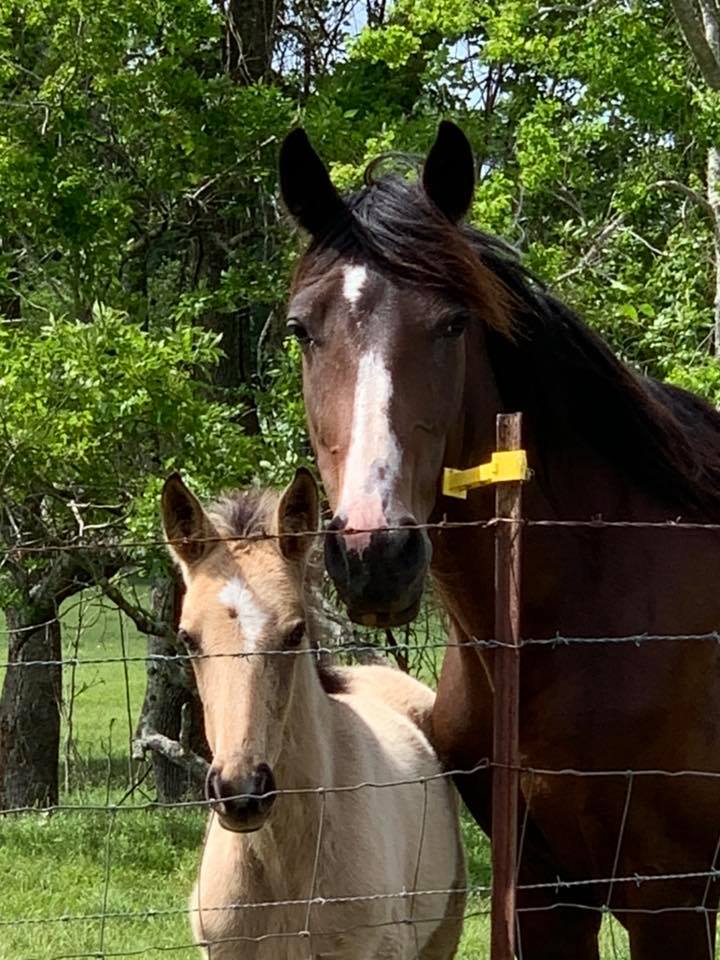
xmin=279 ymin=122 xmax=720 ymax=957
xmin=161 ymin=471 xmax=465 ymax=960
xmin=432 ymin=441 xmax=720 ymax=954
xmin=194 ymin=677 xmax=464 ymax=959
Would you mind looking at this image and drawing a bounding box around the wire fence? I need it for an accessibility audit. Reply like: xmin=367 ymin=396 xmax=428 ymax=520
xmin=3 ymin=514 xmax=720 ymax=959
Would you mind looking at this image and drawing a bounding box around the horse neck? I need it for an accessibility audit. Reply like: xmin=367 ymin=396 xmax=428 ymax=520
xmin=276 ymin=646 xmax=334 ymax=788
xmin=432 ymin=324 xmax=669 ymax=639
xmin=450 ymin=324 xmax=669 ymax=524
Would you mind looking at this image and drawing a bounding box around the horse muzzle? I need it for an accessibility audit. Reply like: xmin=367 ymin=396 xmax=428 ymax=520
xmin=324 ymin=518 xmax=431 ymax=626
xmin=206 ymin=762 xmax=277 ymax=833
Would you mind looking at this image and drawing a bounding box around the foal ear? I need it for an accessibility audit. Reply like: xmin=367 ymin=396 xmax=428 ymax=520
xmin=275 ymin=467 xmax=319 ymax=561
xmin=279 ymin=128 xmax=346 ymax=237
xmin=161 ymin=473 xmax=217 ymax=574
xmin=422 ymin=120 xmax=475 ymax=223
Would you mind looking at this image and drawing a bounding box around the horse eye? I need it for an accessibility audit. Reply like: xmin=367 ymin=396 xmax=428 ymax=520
xmin=439 ymin=314 xmax=468 ymax=339
xmin=286 ymin=319 xmax=313 ymax=346
xmin=284 ymin=621 xmax=306 ymax=648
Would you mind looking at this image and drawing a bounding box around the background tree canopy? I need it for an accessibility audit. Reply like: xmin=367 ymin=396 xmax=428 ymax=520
xmin=1 ymin=0 xmax=719 ymax=808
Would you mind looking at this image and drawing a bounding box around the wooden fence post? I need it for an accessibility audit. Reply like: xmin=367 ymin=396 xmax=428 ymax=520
xmin=490 ymin=412 xmax=524 ymax=960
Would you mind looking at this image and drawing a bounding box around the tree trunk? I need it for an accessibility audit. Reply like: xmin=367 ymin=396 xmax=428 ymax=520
xmin=202 ymin=238 xmax=261 ymax=434
xmin=0 ymin=606 xmax=61 ymax=809
xmin=135 ymin=574 xmax=207 ymax=802
xmin=706 ymin=146 xmax=720 ymax=357
xmin=700 ymin=1 xmax=720 ymax=357
xmin=671 ymin=0 xmax=720 ymax=355
xmin=224 ymin=0 xmax=284 ymax=83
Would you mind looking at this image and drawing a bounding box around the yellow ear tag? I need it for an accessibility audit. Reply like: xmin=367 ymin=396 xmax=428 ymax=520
xmin=442 ymin=450 xmax=530 ymax=500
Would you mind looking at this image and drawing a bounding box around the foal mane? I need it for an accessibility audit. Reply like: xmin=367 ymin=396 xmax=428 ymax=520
xmin=207 ymin=487 xmax=349 ymax=694
xmin=297 ymin=170 xmax=720 ymax=521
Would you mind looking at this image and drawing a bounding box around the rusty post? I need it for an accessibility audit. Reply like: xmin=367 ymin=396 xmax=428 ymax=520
xmin=490 ymin=412 xmax=523 ymax=960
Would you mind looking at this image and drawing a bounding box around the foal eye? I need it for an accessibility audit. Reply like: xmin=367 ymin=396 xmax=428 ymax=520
xmin=438 ymin=313 xmax=468 ymax=339
xmin=284 ymin=621 xmax=306 ymax=648
xmin=286 ymin=319 xmax=313 ymax=346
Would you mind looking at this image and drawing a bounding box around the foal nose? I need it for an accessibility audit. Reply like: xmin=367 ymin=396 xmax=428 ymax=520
xmin=206 ymin=762 xmax=276 ymax=830
xmin=324 ymin=515 xmax=430 ymax=627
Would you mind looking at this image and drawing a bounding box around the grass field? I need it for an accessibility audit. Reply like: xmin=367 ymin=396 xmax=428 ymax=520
xmin=0 ymin=593 xmax=629 ymax=959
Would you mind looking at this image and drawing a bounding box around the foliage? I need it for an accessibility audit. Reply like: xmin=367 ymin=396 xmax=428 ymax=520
xmin=344 ymin=0 xmax=719 ymax=398
xmin=0 ymin=306 xmax=258 ymax=603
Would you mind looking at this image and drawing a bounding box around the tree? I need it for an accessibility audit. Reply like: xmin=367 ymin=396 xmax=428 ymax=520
xmin=343 ymin=0 xmax=720 ymax=399
xmin=2 ymin=0 xmax=719 ymax=808
xmin=670 ymin=0 xmax=720 ymax=355
xmin=0 ymin=307 xmax=258 ymax=807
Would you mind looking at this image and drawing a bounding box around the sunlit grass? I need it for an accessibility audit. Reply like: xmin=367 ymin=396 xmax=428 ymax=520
xmin=1 ymin=594 xmax=633 ymax=958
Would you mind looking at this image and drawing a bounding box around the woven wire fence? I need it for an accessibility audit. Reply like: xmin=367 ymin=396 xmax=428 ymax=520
xmin=2 ymin=518 xmax=720 ymax=959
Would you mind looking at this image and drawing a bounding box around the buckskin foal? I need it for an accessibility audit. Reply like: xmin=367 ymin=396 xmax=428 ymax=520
xmin=162 ymin=469 xmax=466 ymax=959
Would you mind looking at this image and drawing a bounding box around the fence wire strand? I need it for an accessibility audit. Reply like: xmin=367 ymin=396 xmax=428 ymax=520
xmin=7 ymin=512 xmax=720 ymax=557
xmin=4 ymin=512 xmax=720 ymax=957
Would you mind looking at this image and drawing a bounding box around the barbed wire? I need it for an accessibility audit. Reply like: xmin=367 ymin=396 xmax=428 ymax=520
xmin=7 ymin=867 xmax=720 ymax=930
xmin=6 ymin=759 xmax=720 ymax=821
xmin=5 ymin=513 xmax=720 ymax=958
xmin=3 ymin=628 xmax=720 ymax=665
xmin=33 ymin=906 xmax=488 ymax=960
xmin=0 ymin=763 xmax=489 ymax=816
xmin=4 ymin=512 xmax=720 ymax=557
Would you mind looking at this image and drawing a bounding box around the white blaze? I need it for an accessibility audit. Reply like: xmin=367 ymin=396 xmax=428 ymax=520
xmin=338 ymin=349 xmax=400 ymax=552
xmin=218 ymin=576 xmax=268 ymax=652
xmin=343 ymin=264 xmax=367 ymax=307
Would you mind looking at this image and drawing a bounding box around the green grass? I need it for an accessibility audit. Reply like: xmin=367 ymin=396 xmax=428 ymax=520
xmin=0 ymin=593 xmax=630 ymax=959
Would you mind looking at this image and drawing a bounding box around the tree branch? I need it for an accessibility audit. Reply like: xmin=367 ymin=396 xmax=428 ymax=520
xmin=29 ymin=552 xmax=94 ymax=609
xmin=651 ymin=178 xmax=716 ymax=219
xmin=670 ymin=0 xmax=720 ymax=90
xmin=556 ymin=213 xmax=626 ymax=283
xmin=97 ymin=577 xmax=176 ymax=640
xmin=133 ymin=703 xmax=209 ymax=783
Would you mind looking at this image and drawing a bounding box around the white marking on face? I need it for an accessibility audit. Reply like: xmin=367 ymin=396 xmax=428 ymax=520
xmin=343 ymin=264 xmax=367 ymax=307
xmin=218 ymin=576 xmax=269 ymax=652
xmin=338 ymin=349 xmax=400 ymax=552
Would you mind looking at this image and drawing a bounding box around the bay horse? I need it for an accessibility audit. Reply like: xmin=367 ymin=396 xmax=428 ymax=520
xmin=161 ymin=468 xmax=466 ymax=959
xmin=278 ymin=121 xmax=720 ymax=958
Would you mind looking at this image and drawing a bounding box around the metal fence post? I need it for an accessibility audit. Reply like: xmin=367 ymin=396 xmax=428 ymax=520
xmin=490 ymin=412 xmax=523 ymax=960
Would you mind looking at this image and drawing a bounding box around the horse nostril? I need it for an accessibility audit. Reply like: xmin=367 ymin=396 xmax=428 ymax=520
xmin=324 ymin=518 xmax=350 ymax=586
xmin=254 ymin=763 xmax=276 ymax=800
xmin=205 ymin=767 xmax=221 ymax=803
xmin=396 ymin=515 xmax=417 ymax=527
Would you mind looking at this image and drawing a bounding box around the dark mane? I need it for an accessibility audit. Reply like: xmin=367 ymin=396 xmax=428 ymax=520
xmin=471 ymin=235 xmax=720 ymax=520
xmin=297 ymin=171 xmax=720 ymax=520
xmin=316 ymin=663 xmax=350 ymax=695
xmin=295 ymin=173 xmax=514 ymax=335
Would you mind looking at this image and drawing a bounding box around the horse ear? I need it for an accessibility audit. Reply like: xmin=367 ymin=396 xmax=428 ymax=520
xmin=422 ymin=121 xmax=475 ymax=223
xmin=276 ymin=467 xmax=319 ymax=561
xmin=161 ymin=473 xmax=217 ymax=574
xmin=279 ymin=128 xmax=346 ymax=237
